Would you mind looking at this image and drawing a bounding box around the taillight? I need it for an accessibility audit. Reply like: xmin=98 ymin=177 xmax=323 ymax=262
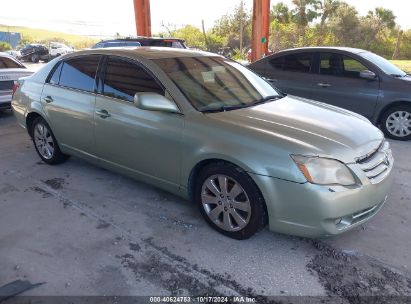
xmin=12 ymin=82 xmax=20 ymax=97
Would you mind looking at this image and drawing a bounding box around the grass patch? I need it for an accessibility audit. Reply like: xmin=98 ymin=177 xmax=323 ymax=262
xmin=390 ymin=60 xmax=411 ymax=73
xmin=0 ymin=24 xmax=99 ymax=49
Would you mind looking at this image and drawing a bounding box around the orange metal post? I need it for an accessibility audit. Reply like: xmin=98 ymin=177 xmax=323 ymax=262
xmin=133 ymin=0 xmax=152 ymax=37
xmin=251 ymin=0 xmax=270 ymax=62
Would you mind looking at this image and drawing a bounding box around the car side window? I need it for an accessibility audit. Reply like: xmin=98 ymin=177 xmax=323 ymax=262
xmin=102 ymin=57 xmax=164 ymax=102
xmin=320 ymin=53 xmax=369 ymax=78
xmin=269 ymin=53 xmax=313 ymax=73
xmin=58 ymin=56 xmax=101 ymax=92
xmin=49 ymin=62 xmax=63 ymax=85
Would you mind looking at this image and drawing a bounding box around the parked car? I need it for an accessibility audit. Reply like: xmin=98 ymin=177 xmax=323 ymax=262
xmin=20 ymin=44 xmax=49 ymax=63
xmin=12 ymin=48 xmax=393 ymax=239
xmin=0 ymin=53 xmax=33 ymax=110
xmin=5 ymin=50 xmax=21 ymax=59
xmin=49 ymin=42 xmax=74 ymax=57
xmin=92 ymin=37 xmax=186 ymax=49
xmin=249 ymin=47 xmax=411 ymax=140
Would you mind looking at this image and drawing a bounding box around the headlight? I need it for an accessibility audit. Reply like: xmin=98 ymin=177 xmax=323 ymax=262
xmin=291 ymin=155 xmax=356 ymax=186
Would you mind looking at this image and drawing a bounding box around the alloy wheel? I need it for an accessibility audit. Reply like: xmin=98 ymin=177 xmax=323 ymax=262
xmin=201 ymin=174 xmax=251 ymax=232
xmin=34 ymin=122 xmax=55 ymax=160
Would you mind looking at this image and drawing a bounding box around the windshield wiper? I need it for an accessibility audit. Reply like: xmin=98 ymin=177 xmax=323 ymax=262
xmin=201 ymin=104 xmax=250 ymax=113
xmin=250 ymin=95 xmax=284 ymax=106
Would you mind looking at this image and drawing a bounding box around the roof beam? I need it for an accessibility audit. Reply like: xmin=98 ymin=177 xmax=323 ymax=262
xmin=251 ymin=0 xmax=270 ymax=62
xmin=133 ymin=0 xmax=152 ymax=37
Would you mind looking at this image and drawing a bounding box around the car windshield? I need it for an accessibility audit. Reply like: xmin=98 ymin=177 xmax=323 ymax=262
xmin=359 ymin=51 xmax=407 ymax=77
xmin=153 ymin=56 xmax=281 ymax=112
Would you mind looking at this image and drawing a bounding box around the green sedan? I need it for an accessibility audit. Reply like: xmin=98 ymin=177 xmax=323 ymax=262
xmin=12 ymin=48 xmax=394 ymax=239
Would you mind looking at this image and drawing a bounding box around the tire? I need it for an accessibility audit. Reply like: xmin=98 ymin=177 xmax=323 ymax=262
xmin=31 ymin=117 xmax=69 ymax=165
xmin=380 ymin=105 xmax=411 ymax=141
xmin=195 ymin=162 xmax=267 ymax=239
xmin=31 ymin=54 xmax=39 ymax=63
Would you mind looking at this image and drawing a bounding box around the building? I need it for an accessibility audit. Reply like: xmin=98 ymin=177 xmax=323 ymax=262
xmin=0 ymin=31 xmax=21 ymax=49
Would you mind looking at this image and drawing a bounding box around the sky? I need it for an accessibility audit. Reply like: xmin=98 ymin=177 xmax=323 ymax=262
xmin=0 ymin=0 xmax=410 ymax=38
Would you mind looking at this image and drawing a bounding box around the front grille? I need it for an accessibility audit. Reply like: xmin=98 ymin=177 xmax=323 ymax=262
xmin=0 ymin=80 xmax=14 ymax=90
xmin=357 ymin=141 xmax=394 ymax=184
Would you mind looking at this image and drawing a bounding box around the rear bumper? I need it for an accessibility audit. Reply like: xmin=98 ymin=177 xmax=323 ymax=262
xmin=251 ymin=161 xmax=394 ymax=238
xmin=0 ymin=91 xmax=12 ymax=109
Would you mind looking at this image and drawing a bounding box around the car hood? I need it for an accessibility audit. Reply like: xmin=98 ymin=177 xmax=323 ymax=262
xmin=0 ymin=68 xmax=33 ymax=80
xmin=206 ymin=95 xmax=384 ymax=163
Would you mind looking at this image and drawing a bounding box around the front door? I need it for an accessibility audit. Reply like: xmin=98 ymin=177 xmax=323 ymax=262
xmin=312 ymin=52 xmax=380 ymax=119
xmin=94 ymin=56 xmax=183 ymax=187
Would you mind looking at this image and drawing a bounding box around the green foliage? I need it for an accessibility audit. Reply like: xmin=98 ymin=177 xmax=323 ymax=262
xmin=171 ymin=25 xmax=207 ymax=50
xmin=0 ymin=41 xmax=12 ymax=51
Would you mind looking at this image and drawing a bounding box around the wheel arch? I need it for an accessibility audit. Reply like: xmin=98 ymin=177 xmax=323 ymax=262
xmin=377 ymin=100 xmax=411 ymax=126
xmin=187 ymin=158 xmax=269 ymax=224
xmin=26 ymin=111 xmax=45 ymax=137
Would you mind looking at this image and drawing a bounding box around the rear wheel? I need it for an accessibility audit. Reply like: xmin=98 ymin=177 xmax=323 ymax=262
xmin=195 ymin=162 xmax=267 ymax=239
xmin=31 ymin=117 xmax=69 ymax=165
xmin=380 ymin=105 xmax=411 ymax=141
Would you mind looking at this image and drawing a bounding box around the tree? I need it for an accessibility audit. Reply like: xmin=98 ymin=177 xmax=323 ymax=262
xmin=271 ymin=2 xmax=291 ymax=24
xmin=327 ymin=3 xmax=362 ymax=46
xmin=367 ymin=7 xmax=396 ymax=30
xmin=171 ymin=25 xmax=207 ymax=50
xmin=319 ymin=0 xmax=341 ymax=29
xmin=290 ymin=0 xmax=321 ymax=27
xmin=212 ymin=2 xmax=252 ymax=51
xmin=0 ymin=42 xmax=12 ymax=52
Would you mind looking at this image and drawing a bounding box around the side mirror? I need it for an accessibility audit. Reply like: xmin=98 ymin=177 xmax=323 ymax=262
xmin=360 ymin=70 xmax=377 ymax=80
xmin=134 ymin=92 xmax=180 ymax=113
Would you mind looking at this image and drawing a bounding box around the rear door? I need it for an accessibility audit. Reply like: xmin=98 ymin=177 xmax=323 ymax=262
xmin=263 ymin=52 xmax=315 ymax=98
xmin=94 ymin=56 xmax=184 ymax=187
xmin=312 ymin=52 xmax=380 ymax=118
xmin=41 ymin=55 xmax=101 ymax=155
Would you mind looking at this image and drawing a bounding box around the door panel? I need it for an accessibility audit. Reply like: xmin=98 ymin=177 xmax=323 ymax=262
xmin=41 ymin=56 xmax=101 ymax=155
xmin=94 ymin=56 xmax=183 ymax=186
xmin=94 ymin=97 xmax=183 ymax=185
xmin=312 ymin=52 xmax=380 ymax=118
xmin=264 ymin=52 xmax=315 ymax=99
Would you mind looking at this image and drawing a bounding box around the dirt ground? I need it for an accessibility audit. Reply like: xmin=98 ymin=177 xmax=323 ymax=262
xmin=1 ymin=92 xmax=411 ymax=302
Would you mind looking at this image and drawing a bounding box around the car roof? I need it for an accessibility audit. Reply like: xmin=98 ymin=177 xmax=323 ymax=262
xmin=65 ymin=47 xmax=221 ymax=60
xmin=274 ymin=46 xmax=367 ymax=55
xmin=97 ymin=37 xmax=185 ymax=43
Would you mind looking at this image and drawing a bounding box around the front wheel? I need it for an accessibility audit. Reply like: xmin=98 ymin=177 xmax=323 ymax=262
xmin=31 ymin=54 xmax=39 ymax=63
xmin=380 ymin=105 xmax=411 ymax=141
xmin=31 ymin=117 xmax=69 ymax=165
xmin=195 ymin=162 xmax=267 ymax=239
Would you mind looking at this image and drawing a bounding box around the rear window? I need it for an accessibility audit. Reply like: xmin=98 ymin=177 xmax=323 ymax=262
xmin=57 ymin=56 xmax=101 ymax=92
xmin=0 ymin=57 xmax=24 ymax=69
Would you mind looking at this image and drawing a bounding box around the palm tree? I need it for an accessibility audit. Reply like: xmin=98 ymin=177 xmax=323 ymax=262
xmin=291 ymin=0 xmax=321 ymax=27
xmin=320 ymin=0 xmax=341 ymax=29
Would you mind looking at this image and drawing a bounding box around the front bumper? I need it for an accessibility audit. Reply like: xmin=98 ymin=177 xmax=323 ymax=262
xmin=251 ymin=160 xmax=394 ymax=238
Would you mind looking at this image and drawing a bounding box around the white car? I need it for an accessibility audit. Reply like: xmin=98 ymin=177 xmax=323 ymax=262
xmin=49 ymin=42 xmax=74 ymax=57
xmin=0 ymin=53 xmax=33 ymax=110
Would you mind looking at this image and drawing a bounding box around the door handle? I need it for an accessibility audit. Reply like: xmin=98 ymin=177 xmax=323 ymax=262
xmin=43 ymin=96 xmax=53 ymax=103
xmin=317 ymin=83 xmax=331 ymax=88
xmin=95 ymin=109 xmax=110 ymax=119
